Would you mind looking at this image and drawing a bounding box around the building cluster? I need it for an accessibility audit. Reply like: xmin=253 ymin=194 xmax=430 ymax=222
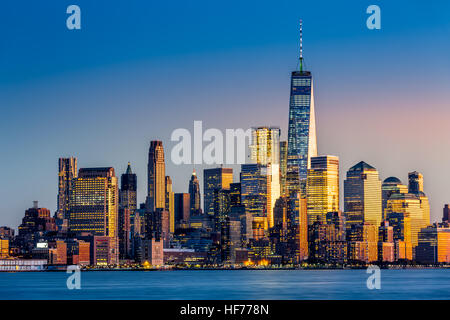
xmin=0 ymin=24 xmax=449 ymax=268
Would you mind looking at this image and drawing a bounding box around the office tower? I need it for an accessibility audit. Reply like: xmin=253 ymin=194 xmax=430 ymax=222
xmin=189 ymin=170 xmax=201 ymax=215
xmin=344 ymin=161 xmax=382 ymax=228
xmin=408 ymin=171 xmax=430 ymax=226
xmin=306 ymin=156 xmax=339 ymax=225
xmin=241 ymin=163 xmax=269 ymax=236
xmin=174 ymin=193 xmax=190 ymax=224
xmin=118 ymin=208 xmax=131 ymax=260
xmin=378 ymin=221 xmax=395 ymax=262
xmin=120 ymin=162 xmax=137 ymax=212
xmin=279 ymin=141 xmax=288 ymax=196
xmin=416 ymin=224 xmax=450 ymax=264
xmin=385 ymin=193 xmax=427 ymax=249
xmin=203 ymin=167 xmax=233 ymax=215
xmin=443 ymin=204 xmax=450 ymax=223
xmin=147 ymin=140 xmax=165 ymax=211
xmin=57 ymin=157 xmax=77 ymax=219
xmin=286 ymin=21 xmax=317 ymax=196
xmin=250 ymin=126 xmax=281 ymax=228
xmin=408 ymin=171 xmax=424 ymax=194
xmin=346 ymin=223 xmax=378 ymax=263
xmin=230 ymin=182 xmax=241 ymax=207
xmin=381 ymin=177 xmax=408 ymax=219
xmin=165 ymin=176 xmax=175 ymax=233
xmin=69 ymin=167 xmax=119 ymax=264
xmin=220 ymin=215 xmax=241 ymax=263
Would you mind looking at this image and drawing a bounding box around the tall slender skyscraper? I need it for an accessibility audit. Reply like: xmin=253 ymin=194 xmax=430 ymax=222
xmin=287 ymin=21 xmax=317 ymax=196
xmin=120 ymin=162 xmax=137 ymax=211
xmin=344 ymin=161 xmax=382 ymax=228
xmin=279 ymin=141 xmax=288 ymax=196
xmin=250 ymin=126 xmax=281 ymax=228
xmin=306 ymin=155 xmax=339 ymax=225
xmin=147 ymin=141 xmax=166 ymax=211
xmin=165 ymin=176 xmax=175 ymax=233
xmin=189 ymin=169 xmax=201 ymax=215
xmin=57 ymin=157 xmax=77 ymax=219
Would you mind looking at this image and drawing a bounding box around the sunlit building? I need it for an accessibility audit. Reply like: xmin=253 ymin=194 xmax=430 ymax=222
xmin=408 ymin=171 xmax=430 ymax=226
xmin=165 ymin=176 xmax=175 ymax=233
xmin=147 ymin=140 xmax=166 ymax=211
xmin=381 ymin=177 xmax=408 ymax=220
xmin=69 ymin=167 xmax=119 ymax=264
xmin=279 ymin=141 xmax=288 ymax=197
xmin=250 ymin=126 xmax=281 ymax=228
xmin=286 ymin=21 xmax=317 ymax=196
xmin=416 ymin=223 xmax=450 ymax=264
xmin=344 ymin=161 xmax=382 ymax=228
xmin=306 ymin=155 xmax=339 ymax=225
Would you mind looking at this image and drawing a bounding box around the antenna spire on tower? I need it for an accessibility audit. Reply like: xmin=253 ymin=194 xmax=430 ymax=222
xmin=299 ymin=19 xmax=303 ymax=72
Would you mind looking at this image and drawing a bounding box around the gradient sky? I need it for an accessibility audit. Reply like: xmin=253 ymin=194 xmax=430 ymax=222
xmin=1 ymin=0 xmax=450 ymax=228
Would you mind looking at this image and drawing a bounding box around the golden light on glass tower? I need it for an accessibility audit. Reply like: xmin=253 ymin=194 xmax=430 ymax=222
xmin=250 ymin=126 xmax=281 ymax=228
xmin=386 ymin=193 xmax=427 ymax=248
xmin=280 ymin=141 xmax=288 ymax=196
xmin=69 ymin=167 xmax=119 ymax=264
xmin=344 ymin=161 xmax=382 ymax=228
xmin=306 ymin=155 xmax=339 ymax=225
xmin=147 ymin=140 xmax=166 ymax=211
xmin=408 ymin=171 xmax=430 ymax=226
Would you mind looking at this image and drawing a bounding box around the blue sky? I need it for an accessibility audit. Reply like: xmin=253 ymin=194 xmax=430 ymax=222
xmin=1 ymin=0 xmax=450 ymax=228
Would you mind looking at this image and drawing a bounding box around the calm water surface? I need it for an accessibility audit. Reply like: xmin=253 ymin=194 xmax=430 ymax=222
xmin=0 ymin=269 xmax=448 ymax=300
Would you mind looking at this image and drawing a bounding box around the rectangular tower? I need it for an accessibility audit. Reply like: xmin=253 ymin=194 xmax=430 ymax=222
xmin=57 ymin=157 xmax=77 ymax=219
xmin=203 ymin=167 xmax=233 ymax=215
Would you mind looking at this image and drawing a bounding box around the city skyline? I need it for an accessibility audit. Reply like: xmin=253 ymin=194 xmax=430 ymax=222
xmin=2 ymin=1 xmax=450 ymax=229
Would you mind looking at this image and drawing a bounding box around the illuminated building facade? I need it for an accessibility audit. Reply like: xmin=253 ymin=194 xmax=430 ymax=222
xmin=147 ymin=140 xmax=166 ymax=211
xmin=203 ymin=168 xmax=233 ymax=215
xmin=120 ymin=162 xmax=137 ymax=212
xmin=286 ymin=22 xmax=317 ymax=196
xmin=381 ymin=177 xmax=408 ymax=219
xmin=165 ymin=176 xmax=175 ymax=233
xmin=279 ymin=141 xmax=288 ymax=196
xmin=57 ymin=157 xmax=77 ymax=219
xmin=250 ymin=126 xmax=281 ymax=228
xmin=69 ymin=167 xmax=119 ymax=264
xmin=306 ymin=156 xmax=339 ymax=225
xmin=344 ymin=161 xmax=382 ymax=228
xmin=416 ymin=224 xmax=450 ymax=264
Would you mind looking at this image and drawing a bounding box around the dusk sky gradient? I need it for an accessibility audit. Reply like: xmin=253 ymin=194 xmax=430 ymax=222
xmin=1 ymin=0 xmax=450 ymax=228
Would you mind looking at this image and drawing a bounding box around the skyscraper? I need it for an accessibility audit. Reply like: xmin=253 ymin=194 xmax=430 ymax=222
xmin=408 ymin=171 xmax=430 ymax=226
xmin=189 ymin=169 xmax=201 ymax=216
xmin=381 ymin=177 xmax=408 ymax=219
xmin=69 ymin=167 xmax=119 ymax=264
xmin=250 ymin=126 xmax=281 ymax=228
xmin=344 ymin=161 xmax=382 ymax=228
xmin=203 ymin=167 xmax=233 ymax=215
xmin=147 ymin=140 xmax=165 ymax=211
xmin=165 ymin=176 xmax=175 ymax=233
xmin=279 ymin=141 xmax=288 ymax=196
xmin=57 ymin=157 xmax=77 ymax=219
xmin=306 ymin=155 xmax=339 ymax=225
xmin=443 ymin=204 xmax=450 ymax=223
xmin=120 ymin=162 xmax=137 ymax=212
xmin=286 ymin=21 xmax=317 ymax=196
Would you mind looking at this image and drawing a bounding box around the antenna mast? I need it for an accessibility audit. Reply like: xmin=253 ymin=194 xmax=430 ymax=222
xmin=299 ymin=19 xmax=303 ymax=73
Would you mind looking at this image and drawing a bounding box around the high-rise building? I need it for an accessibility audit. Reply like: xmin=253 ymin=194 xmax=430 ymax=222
xmin=189 ymin=170 xmax=201 ymax=216
xmin=57 ymin=157 xmax=77 ymax=219
xmin=174 ymin=193 xmax=190 ymax=225
xmin=385 ymin=193 xmax=427 ymax=249
xmin=286 ymin=21 xmax=317 ymax=196
xmin=280 ymin=141 xmax=288 ymax=197
xmin=416 ymin=224 xmax=450 ymax=264
xmin=443 ymin=204 xmax=450 ymax=223
xmin=69 ymin=167 xmax=119 ymax=264
xmin=120 ymin=162 xmax=137 ymax=212
xmin=240 ymin=164 xmax=269 ymax=235
xmin=344 ymin=161 xmax=382 ymax=228
xmin=381 ymin=177 xmax=408 ymax=220
xmin=165 ymin=176 xmax=175 ymax=233
xmin=147 ymin=141 xmax=165 ymax=211
xmin=408 ymin=171 xmax=430 ymax=226
xmin=306 ymin=156 xmax=339 ymax=225
xmin=408 ymin=171 xmax=424 ymax=194
xmin=250 ymin=126 xmax=281 ymax=228
xmin=229 ymin=183 xmax=241 ymax=207
xmin=203 ymin=168 xmax=233 ymax=215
